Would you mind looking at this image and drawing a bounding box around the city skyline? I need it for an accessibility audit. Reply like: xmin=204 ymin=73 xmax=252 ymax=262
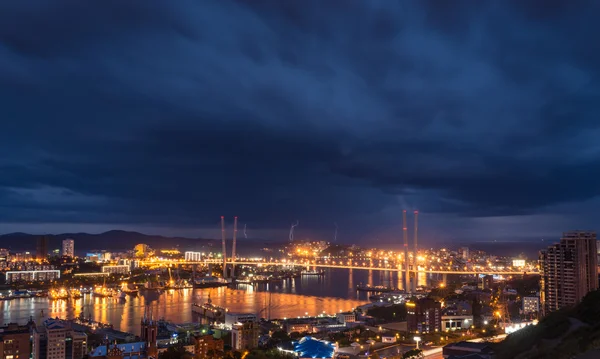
xmin=1 ymin=2 xmax=600 ymax=244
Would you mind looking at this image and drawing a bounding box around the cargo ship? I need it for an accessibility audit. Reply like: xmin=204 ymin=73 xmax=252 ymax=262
xmin=193 ymin=276 xmax=229 ymax=289
xmin=191 ymin=294 xmax=227 ymax=322
xmin=356 ymin=284 xmax=396 ymax=292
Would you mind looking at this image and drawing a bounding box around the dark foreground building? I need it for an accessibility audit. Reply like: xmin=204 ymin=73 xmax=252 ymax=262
xmin=540 ymin=231 xmax=598 ymax=314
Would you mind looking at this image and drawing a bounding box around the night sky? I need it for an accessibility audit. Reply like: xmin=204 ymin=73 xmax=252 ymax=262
xmin=1 ymin=1 xmax=599 ymax=245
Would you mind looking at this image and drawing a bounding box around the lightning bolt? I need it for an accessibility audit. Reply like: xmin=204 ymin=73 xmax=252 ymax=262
xmin=334 ymin=222 xmax=338 ymax=242
xmin=289 ymin=220 xmax=299 ymax=242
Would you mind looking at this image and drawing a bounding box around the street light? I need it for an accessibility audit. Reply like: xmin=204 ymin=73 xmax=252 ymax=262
xmin=414 ymin=336 xmax=421 ymax=349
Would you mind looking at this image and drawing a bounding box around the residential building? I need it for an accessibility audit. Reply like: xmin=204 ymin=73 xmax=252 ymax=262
xmin=11 ymin=252 xmax=32 ymax=261
xmin=443 ymin=300 xmax=472 ymax=316
xmin=101 ymin=265 xmax=130 ymax=275
xmin=33 ymin=319 xmax=69 ymax=359
xmin=0 ymin=249 xmax=9 ymax=262
xmin=460 ymin=247 xmax=469 ymax=260
xmin=522 ymin=296 xmax=540 ymax=315
xmin=65 ymin=331 xmax=87 ymax=359
xmin=406 ymin=298 xmax=441 ymax=333
xmin=184 ymin=252 xmax=204 ymax=261
xmin=0 ymin=323 xmax=32 ymax=359
xmin=441 ymin=315 xmax=474 ymax=331
xmin=224 ymin=313 xmax=256 ymax=327
xmin=231 ymin=322 xmax=259 ymax=350
xmin=540 ymin=231 xmax=598 ymax=314
xmin=62 ymin=239 xmax=75 ymax=258
xmin=336 ymin=312 xmax=356 ymax=325
xmin=36 ymin=236 xmax=48 ymax=260
xmin=191 ymin=334 xmax=224 ymax=359
xmin=512 ymin=259 xmax=526 ymax=268
xmin=6 ymin=270 xmax=60 ymax=284
xmin=479 ymin=275 xmax=494 ymax=290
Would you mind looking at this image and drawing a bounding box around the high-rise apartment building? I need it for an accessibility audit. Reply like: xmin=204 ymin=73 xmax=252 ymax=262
xmin=0 ymin=323 xmax=32 ymax=359
xmin=522 ymin=296 xmax=540 ymax=315
xmin=192 ymin=334 xmax=224 ymax=359
xmin=65 ymin=331 xmax=87 ymax=359
xmin=33 ymin=319 xmax=68 ymax=359
xmin=231 ymin=322 xmax=259 ymax=350
xmin=62 ymin=239 xmax=74 ymax=258
xmin=540 ymin=231 xmax=598 ymax=314
xmin=460 ymin=247 xmax=469 ymax=260
xmin=407 ymin=298 xmax=442 ymax=333
xmin=32 ymin=319 xmax=87 ymax=359
xmin=36 ymin=236 xmax=48 ymax=260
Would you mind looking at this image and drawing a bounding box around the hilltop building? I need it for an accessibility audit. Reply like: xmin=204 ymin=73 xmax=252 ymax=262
xmin=36 ymin=236 xmax=48 ymax=260
xmin=62 ymin=239 xmax=75 ymax=258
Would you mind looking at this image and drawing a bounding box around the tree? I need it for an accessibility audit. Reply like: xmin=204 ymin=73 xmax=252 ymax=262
xmin=289 ymin=331 xmax=304 ymax=339
xmin=246 ymin=350 xmax=269 ymax=359
xmin=271 ymin=330 xmax=290 ymax=342
xmin=158 ymin=344 xmax=192 ymax=359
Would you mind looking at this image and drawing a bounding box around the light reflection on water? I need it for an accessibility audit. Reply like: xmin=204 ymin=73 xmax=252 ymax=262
xmin=0 ymin=268 xmax=435 ymax=334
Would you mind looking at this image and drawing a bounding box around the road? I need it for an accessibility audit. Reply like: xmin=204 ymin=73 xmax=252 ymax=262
xmin=374 ymin=334 xmax=507 ymax=359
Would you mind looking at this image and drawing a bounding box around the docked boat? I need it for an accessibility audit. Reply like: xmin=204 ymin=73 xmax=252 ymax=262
xmin=193 ymin=277 xmax=229 ymax=289
xmin=10 ymin=290 xmax=32 ymax=299
xmin=144 ymin=281 xmax=165 ymax=290
xmin=92 ymin=286 xmax=114 ymax=298
xmin=165 ymin=279 xmax=193 ymax=290
xmin=301 ymin=270 xmax=325 ymax=276
xmin=48 ymin=288 xmax=69 ymax=300
xmin=121 ymin=282 xmax=138 ymax=295
xmin=69 ymin=288 xmax=82 ymax=299
xmin=235 ymin=277 xmax=253 ymax=285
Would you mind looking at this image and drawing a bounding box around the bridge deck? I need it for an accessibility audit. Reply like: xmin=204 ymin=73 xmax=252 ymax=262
xmin=140 ymin=259 xmax=534 ymax=275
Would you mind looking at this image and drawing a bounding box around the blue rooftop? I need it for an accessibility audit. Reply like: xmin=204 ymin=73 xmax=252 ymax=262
xmin=89 ymin=342 xmax=146 ymax=357
xmin=293 ymin=336 xmax=335 ymax=359
xmin=44 ymin=318 xmax=66 ymax=330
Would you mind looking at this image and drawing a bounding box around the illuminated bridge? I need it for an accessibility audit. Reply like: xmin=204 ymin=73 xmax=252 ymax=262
xmin=139 ymin=258 xmax=537 ymax=276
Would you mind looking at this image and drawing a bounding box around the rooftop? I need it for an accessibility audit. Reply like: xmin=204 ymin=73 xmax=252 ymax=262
xmin=444 ymin=341 xmax=494 ymax=353
xmin=89 ymin=342 xmax=146 ymax=358
xmin=292 ymin=336 xmax=336 ymax=359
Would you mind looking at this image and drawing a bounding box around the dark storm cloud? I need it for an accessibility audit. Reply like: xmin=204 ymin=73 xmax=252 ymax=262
xmin=1 ymin=0 xmax=599 ymax=241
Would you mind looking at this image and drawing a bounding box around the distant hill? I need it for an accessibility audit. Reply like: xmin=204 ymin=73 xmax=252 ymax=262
xmin=493 ymin=290 xmax=600 ymax=359
xmin=0 ymin=230 xmax=285 ymax=256
xmin=0 ymin=230 xmax=217 ymax=252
